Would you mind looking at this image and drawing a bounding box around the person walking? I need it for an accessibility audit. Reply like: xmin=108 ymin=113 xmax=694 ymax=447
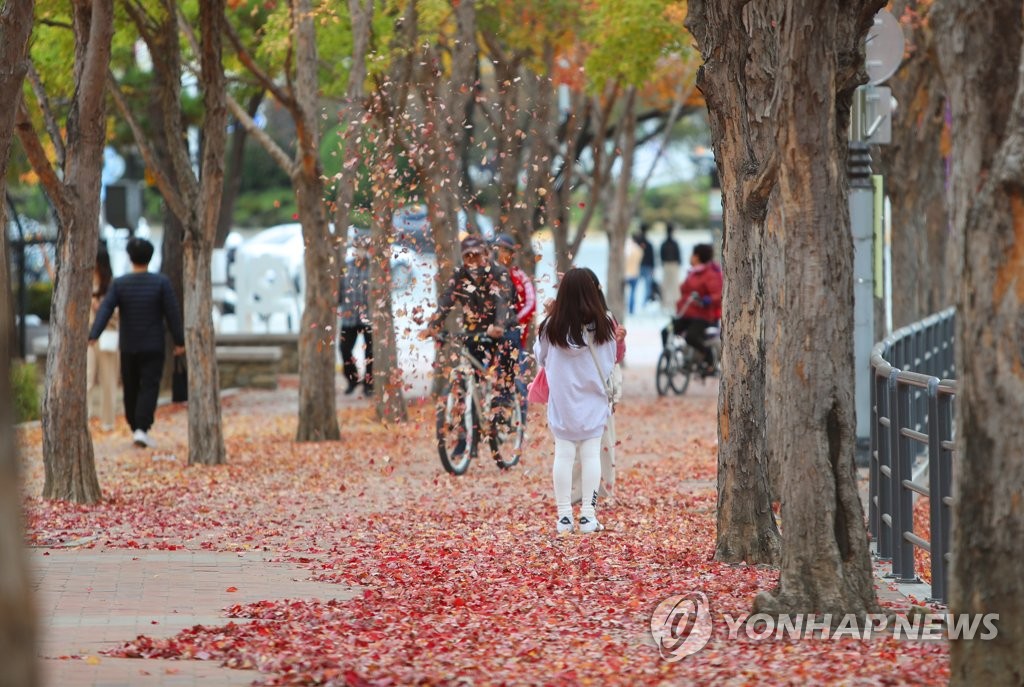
xmin=490 ymin=232 xmax=536 ymax=421
xmin=534 ymin=268 xmax=618 ymax=534
xmin=624 ymin=234 xmax=643 ymax=315
xmin=338 ymin=235 xmax=373 ymax=395
xmin=660 ymin=222 xmax=682 ymax=314
xmin=87 ymin=248 xmax=119 ymax=431
xmin=638 ymin=224 xmax=657 ymax=307
xmin=88 ymin=237 xmax=185 ymax=448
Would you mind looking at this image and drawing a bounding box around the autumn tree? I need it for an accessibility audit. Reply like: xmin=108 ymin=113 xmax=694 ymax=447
xmin=685 ymin=1 xmax=780 ymax=565
xmin=106 ymin=0 xmax=228 ymax=465
xmin=879 ymin=0 xmax=953 ymax=327
xmin=16 ymin=0 xmax=114 ymax=503
xmin=690 ymin=0 xmax=883 ymax=613
xmin=0 ymin=2 xmax=40 ymax=682
xmin=933 ymin=0 xmax=1024 ymax=682
xmin=224 ymin=0 xmax=340 ymax=441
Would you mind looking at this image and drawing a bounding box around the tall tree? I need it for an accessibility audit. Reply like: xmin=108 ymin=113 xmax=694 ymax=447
xmin=879 ymin=1 xmax=953 ymax=328
xmin=685 ymin=1 xmax=780 ymax=565
xmin=0 ymin=2 xmax=40 ymax=682
xmin=225 ymin=0 xmax=340 ymax=441
xmin=934 ymin=0 xmax=1024 ymax=682
xmin=691 ymin=0 xmax=883 ymax=613
xmin=109 ymin=0 xmax=229 ymax=465
xmin=16 ymin=0 xmax=114 ymax=503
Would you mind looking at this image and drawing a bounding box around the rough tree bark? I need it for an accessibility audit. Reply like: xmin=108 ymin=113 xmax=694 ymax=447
xmin=16 ymin=0 xmax=114 ymax=504
xmin=686 ymin=0 xmax=781 ymax=565
xmin=934 ymin=1 xmax=1024 ymax=683
xmin=604 ymin=89 xmax=636 ymax=325
xmin=370 ymin=190 xmax=407 ymax=422
xmin=112 ymin=0 xmax=228 ymax=465
xmin=755 ymin=0 xmax=883 ymax=616
xmin=0 ymin=1 xmax=39 ymax=681
xmin=879 ymin=0 xmax=953 ymax=328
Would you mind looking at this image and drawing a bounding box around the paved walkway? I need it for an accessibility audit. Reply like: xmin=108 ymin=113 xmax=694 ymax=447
xmin=24 ymin=310 xmax=915 ymax=686
xmin=32 ymin=549 xmax=354 ymax=686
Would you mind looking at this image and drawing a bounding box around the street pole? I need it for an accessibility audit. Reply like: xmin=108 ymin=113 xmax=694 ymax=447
xmin=848 ymin=141 xmax=874 ymax=466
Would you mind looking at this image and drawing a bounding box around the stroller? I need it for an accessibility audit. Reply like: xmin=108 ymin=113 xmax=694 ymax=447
xmin=656 ymin=293 xmax=721 ymax=396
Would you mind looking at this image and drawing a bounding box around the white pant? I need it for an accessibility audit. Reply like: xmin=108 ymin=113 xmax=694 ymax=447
xmin=553 ymin=436 xmax=602 ymax=520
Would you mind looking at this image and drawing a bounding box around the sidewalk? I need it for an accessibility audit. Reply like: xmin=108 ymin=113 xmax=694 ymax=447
xmin=23 ymin=311 xmax=922 ymax=686
xmin=33 ymin=549 xmax=354 ymax=687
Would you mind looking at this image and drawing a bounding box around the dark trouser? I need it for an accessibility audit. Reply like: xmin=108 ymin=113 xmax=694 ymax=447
xmin=339 ymin=324 xmax=373 ymax=386
xmin=465 ymin=335 xmax=514 ymax=406
xmin=668 ymin=317 xmax=715 ymax=361
xmin=121 ymin=350 xmax=165 ymax=432
xmin=501 ymin=328 xmax=527 ymax=418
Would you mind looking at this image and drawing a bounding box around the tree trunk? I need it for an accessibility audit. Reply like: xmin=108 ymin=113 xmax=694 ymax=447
xmin=370 ymin=196 xmax=406 ymax=423
xmin=686 ymin=1 xmax=781 ymax=565
xmin=0 ymin=0 xmax=39 ymax=682
xmin=292 ymin=0 xmax=339 ymax=442
xmin=26 ymin=0 xmax=115 ymax=504
xmin=216 ymin=91 xmax=262 ymax=247
xmin=294 ymin=172 xmax=340 ymax=441
xmin=604 ymin=90 xmax=635 ymax=324
xmin=184 ymin=0 xmax=228 ymax=465
xmin=934 ymin=2 xmax=1024 ymax=683
xmin=754 ymin=0 xmax=881 ymax=616
xmin=879 ymin=0 xmax=952 ymax=328
xmin=160 ymin=205 xmax=185 ymax=392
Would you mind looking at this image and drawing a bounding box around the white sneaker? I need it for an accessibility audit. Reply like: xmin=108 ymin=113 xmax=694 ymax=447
xmin=556 ymin=516 xmax=574 ymax=534
xmin=133 ymin=429 xmax=156 ymax=448
xmin=578 ymin=516 xmax=604 ymax=534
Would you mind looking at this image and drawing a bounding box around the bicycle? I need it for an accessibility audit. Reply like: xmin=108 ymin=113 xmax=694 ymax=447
xmin=656 ymin=293 xmax=722 ymax=396
xmin=433 ymin=332 xmax=525 ymax=475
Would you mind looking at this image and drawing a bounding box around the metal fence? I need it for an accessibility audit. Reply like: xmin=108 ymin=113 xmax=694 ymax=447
xmin=868 ymin=307 xmax=956 ymax=603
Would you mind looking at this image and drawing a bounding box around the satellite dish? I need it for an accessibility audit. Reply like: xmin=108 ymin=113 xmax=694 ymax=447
xmin=865 ymin=9 xmax=905 ymax=86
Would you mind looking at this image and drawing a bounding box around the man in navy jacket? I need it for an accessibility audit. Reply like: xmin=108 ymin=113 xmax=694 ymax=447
xmin=89 ymin=237 xmax=185 ymax=448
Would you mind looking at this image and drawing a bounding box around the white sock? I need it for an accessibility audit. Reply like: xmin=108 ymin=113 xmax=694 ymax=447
xmin=553 ymin=438 xmax=576 ymax=520
xmin=578 ymin=436 xmax=602 ymax=520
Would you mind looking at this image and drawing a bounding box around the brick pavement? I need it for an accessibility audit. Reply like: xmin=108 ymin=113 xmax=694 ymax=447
xmin=31 ymin=549 xmax=354 ymax=687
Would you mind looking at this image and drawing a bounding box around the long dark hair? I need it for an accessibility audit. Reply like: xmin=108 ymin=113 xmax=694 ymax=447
xmin=95 ymin=249 xmax=113 ymax=297
xmin=539 ymin=267 xmax=614 ymax=347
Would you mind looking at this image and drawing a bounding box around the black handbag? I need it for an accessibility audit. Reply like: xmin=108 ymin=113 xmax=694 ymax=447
xmin=172 ymin=355 xmax=188 ymax=403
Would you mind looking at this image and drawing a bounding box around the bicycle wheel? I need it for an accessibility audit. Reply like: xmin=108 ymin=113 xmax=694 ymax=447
xmin=656 ymin=350 xmax=674 ymax=396
xmin=671 ymin=348 xmax=692 ymax=395
xmin=490 ymin=390 xmax=525 ymax=469
xmin=437 ymin=370 xmax=478 ymax=475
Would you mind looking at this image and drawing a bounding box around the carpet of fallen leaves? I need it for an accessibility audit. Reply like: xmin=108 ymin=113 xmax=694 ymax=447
xmin=20 ymin=383 xmax=950 ymax=686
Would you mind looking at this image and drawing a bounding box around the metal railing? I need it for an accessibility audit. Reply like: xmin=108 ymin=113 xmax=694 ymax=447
xmin=868 ymin=307 xmax=956 ymax=603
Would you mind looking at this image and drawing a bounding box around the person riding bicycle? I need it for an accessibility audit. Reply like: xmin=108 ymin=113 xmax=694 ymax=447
xmin=660 ymin=243 xmax=722 ymax=376
xmin=420 ymin=235 xmax=518 ymax=405
xmin=491 ymin=232 xmax=536 ymax=420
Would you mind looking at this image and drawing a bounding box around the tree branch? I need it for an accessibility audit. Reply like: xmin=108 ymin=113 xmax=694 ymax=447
xmin=24 ymin=62 xmax=65 ymax=169
xmin=225 ymin=92 xmax=295 ymax=176
xmin=222 ymin=13 xmax=295 ymax=112
xmin=105 ymin=71 xmax=188 ymax=220
xmin=14 ymin=101 xmax=65 ymax=219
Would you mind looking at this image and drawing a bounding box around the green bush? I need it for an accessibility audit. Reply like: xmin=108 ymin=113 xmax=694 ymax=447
xmin=10 ymin=361 xmax=40 ymax=423
xmin=26 ymin=281 xmax=53 ymax=321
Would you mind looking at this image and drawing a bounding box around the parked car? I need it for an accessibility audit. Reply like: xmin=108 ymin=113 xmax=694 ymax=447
xmin=230 ymin=223 xmax=417 ymax=297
